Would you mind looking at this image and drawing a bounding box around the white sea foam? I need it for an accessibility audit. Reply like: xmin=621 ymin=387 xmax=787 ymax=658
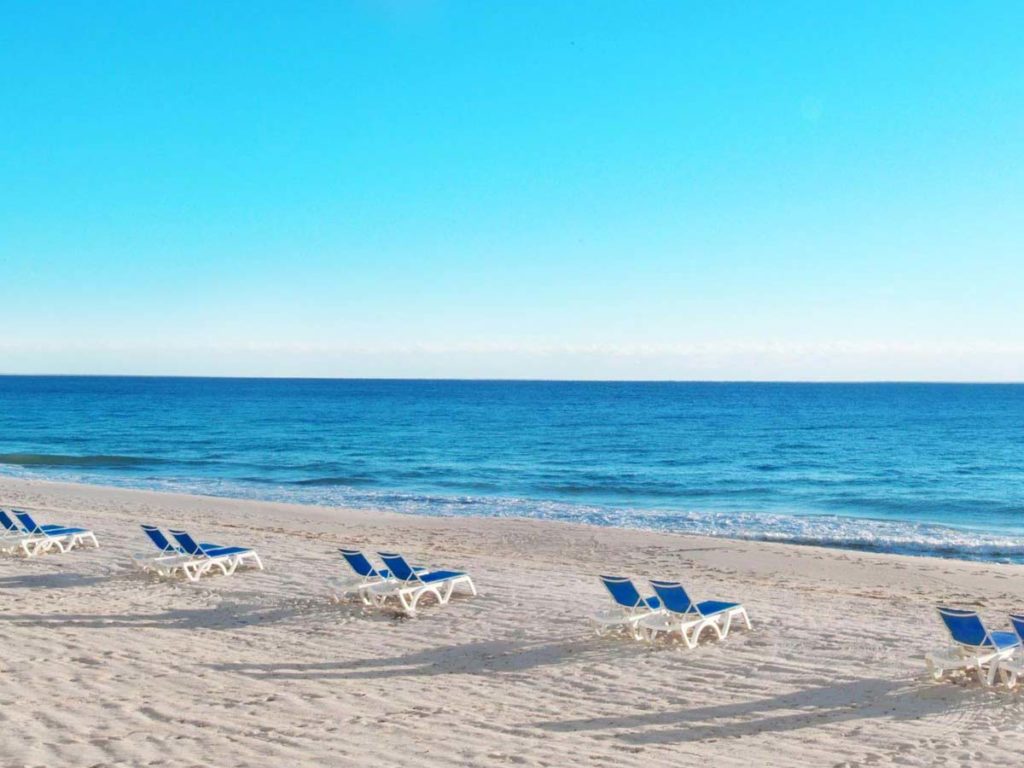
xmin=4 ymin=465 xmax=1022 ymax=562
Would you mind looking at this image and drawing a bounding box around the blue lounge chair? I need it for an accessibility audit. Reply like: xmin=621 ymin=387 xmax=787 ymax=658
xmin=591 ymin=576 xmax=663 ymax=637
xmin=169 ymin=529 xmax=263 ymax=580
xmin=0 ymin=509 xmax=54 ymax=557
xmin=131 ymin=524 xmax=214 ymax=578
xmin=332 ymin=548 xmax=427 ymax=603
xmin=639 ymin=579 xmax=751 ymax=647
xmin=13 ymin=510 xmax=99 ymax=554
xmin=367 ymin=552 xmax=476 ymax=615
xmin=925 ymin=607 xmax=1020 ymax=685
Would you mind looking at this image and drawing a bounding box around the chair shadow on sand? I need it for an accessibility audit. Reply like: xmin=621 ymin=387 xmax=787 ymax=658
xmin=534 ymin=676 xmax=1004 ymax=744
xmin=0 ymin=572 xmax=111 ymax=590
xmin=0 ymin=596 xmax=349 ymax=631
xmin=210 ymin=637 xmax=647 ymax=681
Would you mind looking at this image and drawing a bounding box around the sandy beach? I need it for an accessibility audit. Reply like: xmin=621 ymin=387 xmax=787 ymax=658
xmin=1 ymin=476 xmax=1023 ymax=767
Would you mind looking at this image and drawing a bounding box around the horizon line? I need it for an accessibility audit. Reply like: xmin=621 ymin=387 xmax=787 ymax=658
xmin=1 ymin=373 xmax=1022 ymax=386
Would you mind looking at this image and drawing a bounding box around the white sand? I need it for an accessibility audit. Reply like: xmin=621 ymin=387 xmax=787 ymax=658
xmin=2 ymin=476 xmax=1024 ymax=767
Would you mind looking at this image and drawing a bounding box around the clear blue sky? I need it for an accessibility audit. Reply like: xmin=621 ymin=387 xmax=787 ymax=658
xmin=2 ymin=2 xmax=1022 ymax=380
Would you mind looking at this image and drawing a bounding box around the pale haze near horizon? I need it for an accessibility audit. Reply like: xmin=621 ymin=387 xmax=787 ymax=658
xmin=2 ymin=3 xmax=1022 ymax=382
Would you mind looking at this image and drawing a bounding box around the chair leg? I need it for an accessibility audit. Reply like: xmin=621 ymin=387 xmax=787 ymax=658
xmin=631 ymin=620 xmax=648 ymax=641
xmin=985 ymin=664 xmax=997 ymax=686
xmin=398 ymin=589 xmax=417 ymax=615
xmin=439 ymin=582 xmax=456 ymax=605
xmin=999 ymin=664 xmax=1017 ymax=688
xmin=689 ymin=620 xmax=724 ymax=648
xmin=982 ymin=659 xmax=999 ymax=686
xmin=679 ymin=625 xmax=696 ymax=649
xmin=200 ymin=561 xmax=220 ymax=580
xmin=719 ymin=612 xmax=734 ymax=638
xmin=41 ymin=539 xmax=56 ymax=556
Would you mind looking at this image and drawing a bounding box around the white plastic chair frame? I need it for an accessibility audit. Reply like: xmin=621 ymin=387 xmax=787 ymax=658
xmin=367 ymin=557 xmax=476 ymax=616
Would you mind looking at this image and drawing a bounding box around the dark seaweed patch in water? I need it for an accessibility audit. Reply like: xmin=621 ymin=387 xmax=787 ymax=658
xmin=290 ymin=475 xmax=378 ymax=487
xmin=0 ymin=453 xmax=158 ymax=469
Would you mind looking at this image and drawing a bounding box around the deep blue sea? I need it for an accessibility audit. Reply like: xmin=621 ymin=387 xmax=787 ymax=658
xmin=2 ymin=376 xmax=1023 ymax=561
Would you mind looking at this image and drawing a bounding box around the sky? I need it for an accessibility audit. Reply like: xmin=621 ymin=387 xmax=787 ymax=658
xmin=2 ymin=1 xmax=1023 ymax=380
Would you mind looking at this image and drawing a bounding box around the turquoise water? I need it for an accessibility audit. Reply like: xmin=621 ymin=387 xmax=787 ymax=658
xmin=1 ymin=376 xmax=1023 ymax=561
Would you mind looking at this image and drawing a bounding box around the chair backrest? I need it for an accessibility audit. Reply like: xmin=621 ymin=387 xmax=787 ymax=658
xmin=599 ymin=576 xmax=646 ymax=610
xmin=169 ymin=530 xmax=203 ymax=556
xmin=938 ymin=607 xmax=991 ymax=647
xmin=649 ymin=580 xmax=696 ymax=615
xmin=1009 ymin=614 xmax=1024 ymax=642
xmin=340 ymin=549 xmax=378 ymax=578
xmin=142 ymin=525 xmax=176 ymax=553
xmin=378 ymin=552 xmax=417 ymax=582
xmin=0 ymin=509 xmax=20 ymax=531
xmin=14 ymin=511 xmax=42 ymax=534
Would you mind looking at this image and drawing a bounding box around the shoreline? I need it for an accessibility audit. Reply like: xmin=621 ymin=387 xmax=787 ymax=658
xmin=3 ymin=473 xmax=1023 ymax=599
xmin=2 ymin=475 xmax=1023 ymax=766
xmin=2 ymin=469 xmax=1020 ymax=566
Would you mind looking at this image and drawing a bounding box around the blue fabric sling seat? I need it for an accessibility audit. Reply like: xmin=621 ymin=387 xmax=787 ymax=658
xmin=590 ymin=575 xmax=664 ymax=638
xmin=141 ymin=524 xmax=222 ymax=554
xmin=132 ymin=524 xmax=198 ymax=577
xmin=926 ymin=607 xmax=1021 ymax=686
xmin=601 ymin=575 xmax=661 ymax=612
xmin=15 ymin=510 xmax=88 ymax=536
xmin=939 ymin=607 xmax=1018 ymax=650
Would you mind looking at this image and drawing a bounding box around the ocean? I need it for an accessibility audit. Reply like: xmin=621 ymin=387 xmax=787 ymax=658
xmin=1 ymin=376 xmax=1023 ymax=561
